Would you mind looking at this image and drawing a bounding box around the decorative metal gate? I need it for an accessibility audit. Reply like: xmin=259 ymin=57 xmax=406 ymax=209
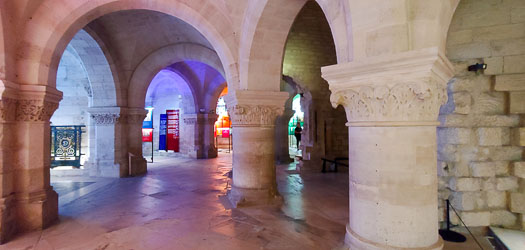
xmin=51 ymin=125 xmax=85 ymax=168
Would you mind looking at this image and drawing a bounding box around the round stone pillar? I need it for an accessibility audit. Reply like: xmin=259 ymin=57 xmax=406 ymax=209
xmin=322 ymin=48 xmax=454 ymax=249
xmin=225 ymin=90 xmax=288 ymax=207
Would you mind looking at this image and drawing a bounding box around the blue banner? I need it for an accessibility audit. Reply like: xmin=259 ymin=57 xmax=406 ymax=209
xmin=142 ymin=107 xmax=153 ymax=128
xmin=159 ymin=114 xmax=167 ymax=150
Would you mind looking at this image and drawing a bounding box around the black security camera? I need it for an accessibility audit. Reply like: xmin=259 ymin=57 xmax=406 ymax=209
xmin=468 ymin=63 xmax=487 ymax=72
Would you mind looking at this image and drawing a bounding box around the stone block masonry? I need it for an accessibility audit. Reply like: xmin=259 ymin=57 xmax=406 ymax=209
xmin=442 ymin=0 xmax=525 ymax=230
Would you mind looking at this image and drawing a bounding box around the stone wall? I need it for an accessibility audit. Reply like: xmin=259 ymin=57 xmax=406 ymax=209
xmin=282 ymin=1 xmax=348 ymax=166
xmin=440 ymin=0 xmax=525 ymax=230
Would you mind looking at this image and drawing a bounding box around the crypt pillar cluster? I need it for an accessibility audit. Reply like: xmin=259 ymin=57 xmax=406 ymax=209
xmin=323 ymin=48 xmax=454 ymax=250
xmin=225 ymin=90 xmax=288 ymax=207
xmin=181 ymin=113 xmax=218 ymax=159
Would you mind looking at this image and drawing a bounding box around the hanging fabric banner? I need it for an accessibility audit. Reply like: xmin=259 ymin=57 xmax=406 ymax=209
xmin=159 ymin=114 xmax=167 ymax=150
xmin=166 ymin=110 xmax=180 ymax=152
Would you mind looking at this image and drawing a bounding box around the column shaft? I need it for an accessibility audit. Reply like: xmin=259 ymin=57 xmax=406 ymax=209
xmin=346 ymin=126 xmax=441 ymax=249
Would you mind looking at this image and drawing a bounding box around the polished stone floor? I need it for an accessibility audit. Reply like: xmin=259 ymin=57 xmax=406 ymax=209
xmin=1 ymin=154 xmax=495 ymax=249
xmin=2 ymin=154 xmax=350 ymax=249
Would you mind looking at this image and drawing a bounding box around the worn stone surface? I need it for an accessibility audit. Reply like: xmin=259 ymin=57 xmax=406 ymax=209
xmin=450 ymin=178 xmax=482 ymax=192
xmin=483 ymin=56 xmax=503 ymax=75
xmin=495 ymin=74 xmax=525 ymax=91
xmin=460 ymin=211 xmax=491 ymax=227
xmin=487 ymin=190 xmax=507 ymax=208
xmin=513 ymin=162 xmax=525 ymax=178
xmin=476 ymin=127 xmax=510 ymax=146
xmin=470 ymin=162 xmax=496 ymax=177
xmin=497 ymin=177 xmax=519 ymax=191
xmin=510 ymin=192 xmax=525 ymax=213
xmin=510 ymin=92 xmax=525 ymax=114
xmin=491 ymin=210 xmax=518 ymax=227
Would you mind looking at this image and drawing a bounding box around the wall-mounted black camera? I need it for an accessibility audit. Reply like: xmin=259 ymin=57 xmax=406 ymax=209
xmin=468 ymin=63 xmax=487 ymax=72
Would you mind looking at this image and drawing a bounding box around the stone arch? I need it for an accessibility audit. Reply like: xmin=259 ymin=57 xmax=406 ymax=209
xmin=163 ymin=65 xmax=200 ymax=114
xmin=128 ymin=43 xmax=224 ymax=109
xmin=238 ymin=0 xmax=351 ymax=91
xmin=16 ymin=0 xmax=238 ymax=90
xmin=67 ymin=29 xmax=118 ymax=107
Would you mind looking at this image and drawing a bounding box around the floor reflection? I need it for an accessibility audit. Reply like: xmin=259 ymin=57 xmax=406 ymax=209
xmin=3 ymin=153 xmax=349 ymax=250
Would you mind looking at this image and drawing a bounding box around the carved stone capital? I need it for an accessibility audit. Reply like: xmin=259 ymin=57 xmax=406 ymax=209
xmin=322 ymin=47 xmax=454 ymax=126
xmin=90 ymin=113 xmax=120 ymax=125
xmin=88 ymin=107 xmax=123 ymax=125
xmin=11 ymin=84 xmax=63 ymax=122
xmin=16 ymin=99 xmax=59 ymax=122
xmin=224 ymin=90 xmax=289 ymax=127
xmin=227 ymin=105 xmax=284 ymax=127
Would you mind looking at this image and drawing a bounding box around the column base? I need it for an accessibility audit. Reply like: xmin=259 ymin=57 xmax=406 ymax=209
xmin=0 ymin=194 xmax=16 ymax=243
xmin=128 ymin=156 xmax=147 ymax=177
xmin=345 ymin=225 xmax=444 ymax=250
xmin=15 ymin=187 xmax=58 ymax=232
xmin=87 ymin=160 xmax=121 ymax=178
xmin=227 ymin=185 xmax=283 ymax=208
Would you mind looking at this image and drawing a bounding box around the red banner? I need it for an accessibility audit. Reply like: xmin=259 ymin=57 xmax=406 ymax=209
xmin=222 ymin=128 xmax=230 ymax=138
xmin=166 ymin=110 xmax=180 ymax=152
xmin=142 ymin=128 xmax=153 ymax=142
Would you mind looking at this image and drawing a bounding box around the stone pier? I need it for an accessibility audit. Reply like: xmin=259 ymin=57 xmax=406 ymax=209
xmin=322 ymin=48 xmax=454 ymax=249
xmin=225 ymin=90 xmax=288 ymax=207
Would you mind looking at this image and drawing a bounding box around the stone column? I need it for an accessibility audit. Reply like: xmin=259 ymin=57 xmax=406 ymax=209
xmin=225 ymin=90 xmax=288 ymax=207
xmin=274 ymin=108 xmax=294 ymax=164
xmin=182 ymin=114 xmax=218 ymax=159
xmin=322 ymin=48 xmax=453 ymax=249
xmin=125 ymin=108 xmax=148 ymax=176
xmin=86 ymin=107 xmax=122 ymax=177
xmin=13 ymin=85 xmax=62 ymax=233
xmin=0 ymin=82 xmax=18 ymax=242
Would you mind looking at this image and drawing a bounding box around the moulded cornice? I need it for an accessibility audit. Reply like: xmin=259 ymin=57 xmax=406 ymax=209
xmin=321 ymin=47 xmax=454 ymax=92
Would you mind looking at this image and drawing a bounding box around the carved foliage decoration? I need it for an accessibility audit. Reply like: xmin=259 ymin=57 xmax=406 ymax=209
xmin=90 ymin=113 xmax=120 ymax=125
xmin=228 ymin=105 xmax=284 ymax=126
xmin=16 ymin=99 xmax=59 ymax=122
xmin=331 ymin=80 xmax=447 ymax=122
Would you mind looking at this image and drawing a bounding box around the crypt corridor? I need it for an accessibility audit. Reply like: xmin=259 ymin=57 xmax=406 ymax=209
xmin=1 ymin=0 xmax=525 ymax=249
